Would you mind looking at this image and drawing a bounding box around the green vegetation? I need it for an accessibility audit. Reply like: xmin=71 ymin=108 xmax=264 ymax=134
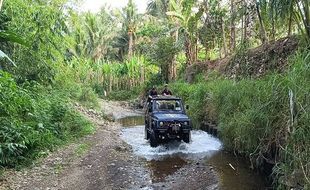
xmin=0 ymin=0 xmax=309 ymax=189
xmin=75 ymin=143 xmax=91 ymax=157
xmin=170 ymin=50 xmax=310 ymax=189
xmin=54 ymin=163 xmax=64 ymax=174
xmin=0 ymin=0 xmax=98 ymax=168
xmin=0 ymin=71 xmax=94 ymax=166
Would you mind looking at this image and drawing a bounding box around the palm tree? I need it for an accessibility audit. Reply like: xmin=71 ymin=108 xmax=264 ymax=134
xmin=166 ymin=0 xmax=204 ymax=65
xmin=111 ymin=1 xmax=140 ymax=60
xmin=147 ymin=0 xmax=179 ymax=81
xmin=255 ymin=1 xmax=268 ymax=44
xmin=259 ymin=0 xmax=310 ymax=41
xmin=68 ymin=9 xmax=118 ymax=61
xmin=124 ymin=0 xmax=139 ymax=59
xmin=147 ymin=0 xmax=169 ymax=18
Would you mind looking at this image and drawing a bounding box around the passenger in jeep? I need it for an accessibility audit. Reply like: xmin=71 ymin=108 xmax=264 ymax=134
xmin=161 ymin=84 xmax=172 ymax=96
xmin=147 ymin=86 xmax=158 ymax=103
xmin=149 ymin=86 xmax=158 ymax=96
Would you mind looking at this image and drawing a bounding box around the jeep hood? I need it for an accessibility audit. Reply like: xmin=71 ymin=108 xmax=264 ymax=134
xmin=153 ymin=113 xmax=190 ymax=121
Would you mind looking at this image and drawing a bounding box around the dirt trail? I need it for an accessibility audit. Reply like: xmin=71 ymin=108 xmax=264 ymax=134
xmin=100 ymin=100 xmax=143 ymax=120
xmin=1 ymin=100 xmax=218 ymax=190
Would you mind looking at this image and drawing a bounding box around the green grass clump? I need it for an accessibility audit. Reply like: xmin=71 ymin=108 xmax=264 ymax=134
xmin=171 ymin=49 xmax=310 ymax=189
xmin=74 ymin=143 xmax=91 ymax=157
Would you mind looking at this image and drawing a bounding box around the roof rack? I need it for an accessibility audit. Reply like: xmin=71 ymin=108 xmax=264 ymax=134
xmin=150 ymin=95 xmax=180 ymax=100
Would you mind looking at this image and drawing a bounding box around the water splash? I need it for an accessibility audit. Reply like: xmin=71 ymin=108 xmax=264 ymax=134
xmin=120 ymin=126 xmax=222 ymax=160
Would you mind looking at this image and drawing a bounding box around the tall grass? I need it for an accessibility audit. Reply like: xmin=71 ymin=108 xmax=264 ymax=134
xmin=171 ymin=49 xmax=310 ymax=189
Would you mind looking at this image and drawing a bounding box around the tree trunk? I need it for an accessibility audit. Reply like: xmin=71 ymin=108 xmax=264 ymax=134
xmin=194 ymin=37 xmax=198 ymax=62
xmin=271 ymin=5 xmax=275 ymax=41
xmin=170 ymin=54 xmax=177 ymax=81
xmin=185 ymin=35 xmax=192 ymax=66
xmin=242 ymin=0 xmax=249 ymax=47
xmin=205 ymin=45 xmax=209 ymax=61
xmin=256 ymin=2 xmax=268 ymax=44
xmin=170 ymin=29 xmax=178 ymax=81
xmin=288 ymin=1 xmax=294 ymax=36
xmin=140 ymin=63 xmax=144 ymax=84
xmin=109 ymin=75 xmax=113 ymax=93
xmin=128 ymin=31 xmax=133 ymax=59
xmin=0 ymin=0 xmax=3 ymax=11
xmin=168 ymin=62 xmax=173 ymax=82
xmin=221 ymin=17 xmax=228 ymax=57
xmin=190 ymin=42 xmax=195 ymax=64
xmin=230 ymin=0 xmax=236 ymax=52
xmin=301 ymin=0 xmax=310 ymax=40
xmin=161 ymin=64 xmax=169 ymax=83
xmin=241 ymin=6 xmax=245 ymax=44
xmin=244 ymin=4 xmax=247 ymax=44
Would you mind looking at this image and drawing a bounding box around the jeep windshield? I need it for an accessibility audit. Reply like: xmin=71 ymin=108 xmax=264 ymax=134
xmin=154 ymin=100 xmax=183 ymax=112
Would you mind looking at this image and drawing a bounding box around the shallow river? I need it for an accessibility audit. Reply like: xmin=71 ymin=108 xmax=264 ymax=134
xmin=119 ymin=116 xmax=268 ymax=190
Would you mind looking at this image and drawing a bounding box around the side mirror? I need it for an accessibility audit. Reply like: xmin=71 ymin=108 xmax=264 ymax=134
xmin=186 ymin=105 xmax=189 ymax=110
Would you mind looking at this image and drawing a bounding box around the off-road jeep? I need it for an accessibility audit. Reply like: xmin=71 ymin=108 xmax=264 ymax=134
xmin=145 ymin=96 xmax=192 ymax=147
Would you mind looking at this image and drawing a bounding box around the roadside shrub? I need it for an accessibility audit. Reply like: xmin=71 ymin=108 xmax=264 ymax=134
xmin=0 ymin=71 xmax=94 ymax=167
xmin=78 ymin=86 xmax=99 ymax=109
xmin=53 ymin=64 xmax=99 ymax=109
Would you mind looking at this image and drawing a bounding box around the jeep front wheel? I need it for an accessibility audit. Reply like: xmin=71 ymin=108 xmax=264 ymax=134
xmin=145 ymin=126 xmax=150 ymax=140
xmin=183 ymin=132 xmax=191 ymax=143
xmin=150 ymin=131 xmax=158 ymax=147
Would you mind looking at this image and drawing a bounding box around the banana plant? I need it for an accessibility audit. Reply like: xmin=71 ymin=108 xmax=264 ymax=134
xmin=0 ymin=50 xmax=14 ymax=66
xmin=0 ymin=0 xmax=3 ymax=11
xmin=166 ymin=0 xmax=204 ymax=65
xmin=0 ymin=30 xmax=29 ymax=67
xmin=0 ymin=0 xmax=29 ymax=67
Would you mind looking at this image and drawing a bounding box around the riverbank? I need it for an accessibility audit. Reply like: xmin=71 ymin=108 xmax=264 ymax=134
xmin=169 ymin=49 xmax=310 ymax=189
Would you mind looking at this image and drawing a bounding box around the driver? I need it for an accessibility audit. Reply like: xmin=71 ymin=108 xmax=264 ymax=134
xmin=147 ymin=86 xmax=158 ymax=103
xmin=149 ymin=86 xmax=158 ymax=96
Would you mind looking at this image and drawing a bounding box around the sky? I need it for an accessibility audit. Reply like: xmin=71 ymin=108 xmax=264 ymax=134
xmin=82 ymin=0 xmax=148 ymax=13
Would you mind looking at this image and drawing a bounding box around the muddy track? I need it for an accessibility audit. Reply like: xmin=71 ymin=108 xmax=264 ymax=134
xmin=0 ymin=100 xmax=218 ymax=190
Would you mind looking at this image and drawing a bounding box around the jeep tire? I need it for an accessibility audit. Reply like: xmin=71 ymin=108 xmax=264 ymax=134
xmin=150 ymin=131 xmax=158 ymax=147
xmin=183 ymin=132 xmax=191 ymax=143
xmin=145 ymin=126 xmax=150 ymax=140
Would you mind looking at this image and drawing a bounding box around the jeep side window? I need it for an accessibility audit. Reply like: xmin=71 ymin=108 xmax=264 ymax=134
xmin=175 ymin=102 xmax=181 ymax=111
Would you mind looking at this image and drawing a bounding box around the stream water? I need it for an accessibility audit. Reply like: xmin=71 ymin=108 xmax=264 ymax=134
xmin=119 ymin=116 xmax=268 ymax=189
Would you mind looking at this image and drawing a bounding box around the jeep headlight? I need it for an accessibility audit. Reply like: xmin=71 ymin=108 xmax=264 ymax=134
xmin=184 ymin=121 xmax=188 ymax=125
xmin=159 ymin=121 xmax=164 ymax=126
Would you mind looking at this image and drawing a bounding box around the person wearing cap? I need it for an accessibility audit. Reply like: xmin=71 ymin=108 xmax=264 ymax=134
xmin=161 ymin=84 xmax=172 ymax=96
